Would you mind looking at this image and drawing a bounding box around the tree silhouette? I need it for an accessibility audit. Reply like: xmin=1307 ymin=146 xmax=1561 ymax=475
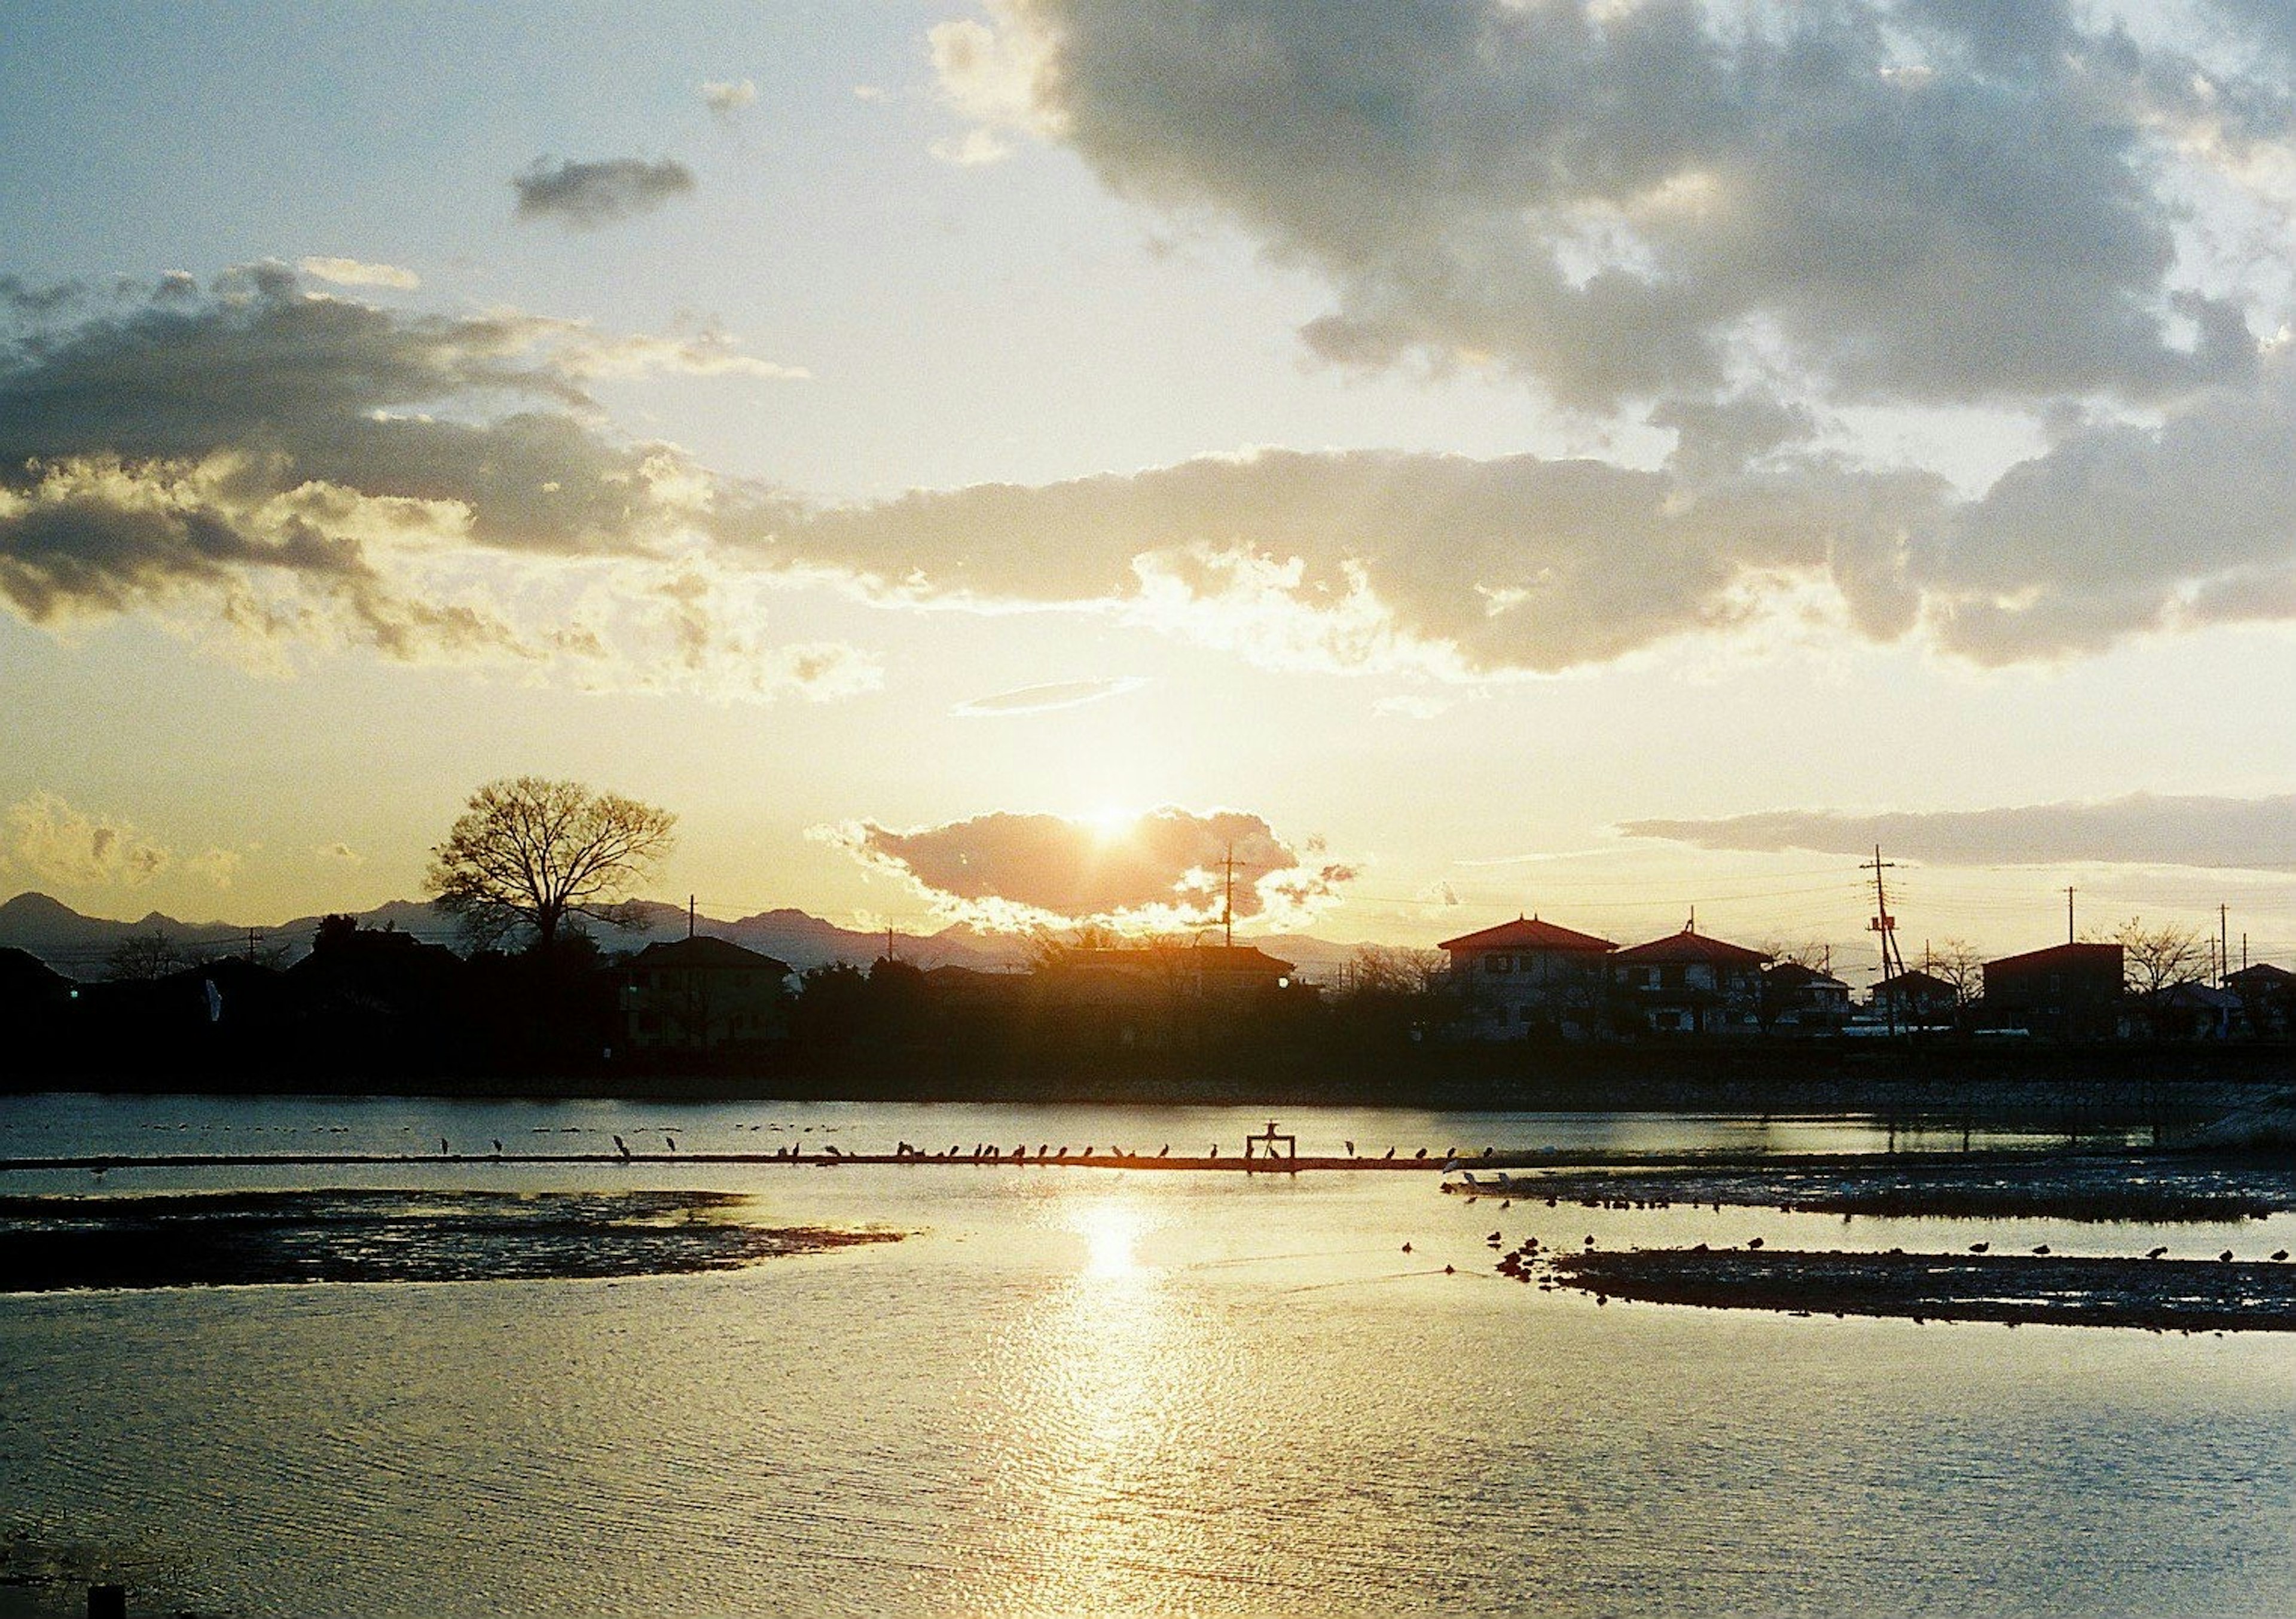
xmin=426 ymin=777 xmax=676 ymax=954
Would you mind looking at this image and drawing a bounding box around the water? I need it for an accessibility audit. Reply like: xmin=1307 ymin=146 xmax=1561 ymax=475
xmin=3 ymin=1095 xmax=2292 ymax=1617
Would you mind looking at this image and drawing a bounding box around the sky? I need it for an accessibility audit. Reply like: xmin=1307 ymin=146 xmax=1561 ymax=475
xmin=3 ymin=0 xmax=2294 ymax=983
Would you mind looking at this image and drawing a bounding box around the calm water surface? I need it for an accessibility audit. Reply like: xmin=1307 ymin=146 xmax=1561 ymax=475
xmin=2 ymin=1095 xmax=2291 ymax=1617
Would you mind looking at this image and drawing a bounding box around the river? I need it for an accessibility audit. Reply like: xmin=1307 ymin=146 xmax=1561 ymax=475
xmin=2 ymin=1093 xmax=2291 ymax=1617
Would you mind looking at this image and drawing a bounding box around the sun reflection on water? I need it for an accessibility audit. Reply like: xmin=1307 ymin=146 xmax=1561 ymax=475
xmin=961 ymin=1190 xmax=1248 ymax=1614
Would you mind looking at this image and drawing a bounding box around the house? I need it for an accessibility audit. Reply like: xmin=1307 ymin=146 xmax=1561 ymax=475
xmin=1759 ymin=961 xmax=1855 ymax=1033
xmin=1030 ymin=942 xmax=1300 ymax=1049
xmin=1871 ymin=968 xmax=1960 ymax=1025
xmin=1436 ymin=915 xmax=1616 ymax=1038
xmin=2225 ymin=963 xmax=2295 ymax=1039
xmin=2145 ymin=981 xmax=2243 ymax=1041
xmin=1609 ymin=927 xmax=1770 ymax=1034
xmin=622 ymin=936 xmax=792 ymax=1050
xmin=1980 ymin=942 xmax=2123 ymax=1040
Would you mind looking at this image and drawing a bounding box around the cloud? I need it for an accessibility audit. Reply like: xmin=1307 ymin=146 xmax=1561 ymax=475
xmin=0 ymin=275 xmax=84 ymax=319
xmin=701 ymin=78 xmax=758 ymax=115
xmin=5 ymin=793 xmax=170 ymax=888
xmin=738 ymin=444 xmax=1946 ymax=674
xmin=1618 ymin=793 xmax=2296 ymax=871
xmin=512 ymin=157 xmax=697 ymax=228
xmin=0 ymin=266 xmax=869 ymax=701
xmin=826 ymin=806 xmax=1355 ymax=931
xmin=951 ymin=676 xmax=1146 ymax=715
xmin=297 ymin=256 xmax=420 ymax=291
xmin=317 ymin=842 xmax=366 ymax=867
xmin=184 ymin=847 xmax=242 ymax=889
xmin=931 ymin=0 xmax=2268 ymax=414
xmin=1915 ymin=352 xmax=2296 ymax=661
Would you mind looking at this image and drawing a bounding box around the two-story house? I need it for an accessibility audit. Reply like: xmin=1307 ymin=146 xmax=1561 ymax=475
xmin=1436 ymin=915 xmax=1617 ymax=1038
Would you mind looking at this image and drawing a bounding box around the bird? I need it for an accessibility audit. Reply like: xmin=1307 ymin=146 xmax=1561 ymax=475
xmin=1487 ymin=1231 xmax=1503 ymax=1244
xmin=1500 ymin=1199 xmax=1512 ymax=1210
xmin=664 ymin=1135 xmax=676 ymax=1153
xmin=1383 ymin=1147 xmax=1396 ymax=1160
xmin=613 ymin=1135 xmax=630 ymax=1159
xmin=1483 ymin=1147 xmax=1494 ymax=1157
xmin=1057 ymin=1145 xmax=1068 ymax=1158
xmin=1082 ymin=1146 xmax=1094 ymax=1159
xmin=2147 ymin=1245 xmax=2169 ymax=1259
xmin=1345 ymin=1140 xmax=1355 ymax=1157
xmin=1400 ymin=1242 xmax=1413 ymax=1254
xmin=1413 ymin=1147 xmax=1428 ymax=1160
xmin=1158 ymin=1144 xmax=1170 ymax=1157
xmin=491 ymin=1139 xmax=503 ymax=1157
xmin=1210 ymin=1144 xmax=1219 ymax=1159
xmin=2219 ymin=1250 xmax=2235 ymax=1263
xmin=439 ymin=1137 xmax=449 ymax=1156
xmin=1968 ymin=1242 xmax=1989 ymax=1253
xmin=1747 ymin=1236 xmax=1764 ymax=1250
xmin=2031 ymin=1244 xmax=2050 ymax=1256
xmin=2273 ymin=1250 xmax=2289 ymax=1262
xmin=1446 ymin=1147 xmax=1458 ymax=1159
xmin=1038 ymin=1144 xmax=1049 ymax=1157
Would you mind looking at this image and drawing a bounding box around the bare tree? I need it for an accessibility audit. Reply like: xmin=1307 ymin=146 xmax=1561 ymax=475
xmin=426 ymin=777 xmax=676 ymax=953
xmin=2110 ymin=917 xmax=2210 ymax=999
xmin=1932 ymin=939 xmax=1985 ymax=1007
xmin=1341 ymin=943 xmax=1448 ymax=995
xmin=103 ymin=927 xmax=193 ymax=981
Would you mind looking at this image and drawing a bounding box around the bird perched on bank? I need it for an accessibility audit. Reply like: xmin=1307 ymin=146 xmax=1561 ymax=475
xmin=1968 ymin=1241 xmax=1989 ymax=1253
xmin=665 ymin=1136 xmax=676 ymax=1153
xmin=1400 ymin=1242 xmax=1412 ymax=1254
xmin=1747 ymin=1236 xmax=1764 ymax=1250
xmin=1210 ymin=1144 xmax=1220 ymax=1159
xmin=1056 ymin=1146 xmax=1068 ymax=1158
xmin=491 ymin=1140 xmax=502 ymax=1157
xmin=2274 ymin=1250 xmax=2290 ymax=1262
xmin=1384 ymin=1147 xmax=1396 ymax=1160
xmin=2220 ymin=1250 xmax=2235 ymax=1263
xmin=440 ymin=1138 xmax=449 ymax=1156
xmin=614 ymin=1135 xmax=629 ymax=1159
xmin=2147 ymin=1245 xmax=2168 ymax=1259
xmin=1158 ymin=1144 xmax=1170 ymax=1157
xmin=1414 ymin=1148 xmax=1428 ymax=1160
xmin=1345 ymin=1141 xmax=1355 ymax=1156
xmin=2032 ymin=1244 xmax=2050 ymax=1256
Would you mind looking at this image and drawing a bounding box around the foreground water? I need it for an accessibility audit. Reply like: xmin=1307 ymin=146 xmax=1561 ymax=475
xmin=3 ymin=1095 xmax=2293 ymax=1617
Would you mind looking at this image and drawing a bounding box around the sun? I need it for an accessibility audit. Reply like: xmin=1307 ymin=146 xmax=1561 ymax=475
xmin=1082 ymin=804 xmax=1140 ymax=842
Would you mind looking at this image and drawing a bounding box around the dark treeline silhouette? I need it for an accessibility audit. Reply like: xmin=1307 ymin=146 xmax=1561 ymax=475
xmin=0 ymin=917 xmax=2287 ymax=1114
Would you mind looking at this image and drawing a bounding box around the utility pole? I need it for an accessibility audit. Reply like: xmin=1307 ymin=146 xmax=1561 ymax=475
xmin=2065 ymin=885 xmax=2077 ymax=943
xmin=1222 ymin=842 xmax=1236 ymax=948
xmin=2220 ymin=903 xmax=2230 ymax=988
xmin=1863 ymin=847 xmax=1907 ymax=1035
xmin=244 ymin=927 xmax=261 ymax=963
xmin=688 ymin=894 xmax=695 ymax=940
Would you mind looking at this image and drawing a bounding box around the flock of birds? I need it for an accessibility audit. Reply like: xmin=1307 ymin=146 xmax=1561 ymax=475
xmin=1436 ymin=1202 xmax=2294 ymax=1286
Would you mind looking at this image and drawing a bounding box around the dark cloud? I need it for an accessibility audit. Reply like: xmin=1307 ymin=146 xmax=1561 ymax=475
xmin=513 ymin=157 xmax=698 ymax=228
xmin=936 ymin=0 xmax=2259 ymax=412
xmin=832 ymin=807 xmax=1355 ymax=928
xmin=1619 ymin=793 xmax=2296 ymax=871
xmin=0 ymin=267 xmax=870 ymax=699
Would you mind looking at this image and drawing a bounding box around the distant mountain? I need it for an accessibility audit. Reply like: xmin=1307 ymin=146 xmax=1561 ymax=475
xmin=0 ymin=892 xmax=1362 ymax=981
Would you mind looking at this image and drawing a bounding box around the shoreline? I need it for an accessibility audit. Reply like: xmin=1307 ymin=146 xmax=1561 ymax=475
xmin=1539 ymin=1247 xmax=2296 ymax=1332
